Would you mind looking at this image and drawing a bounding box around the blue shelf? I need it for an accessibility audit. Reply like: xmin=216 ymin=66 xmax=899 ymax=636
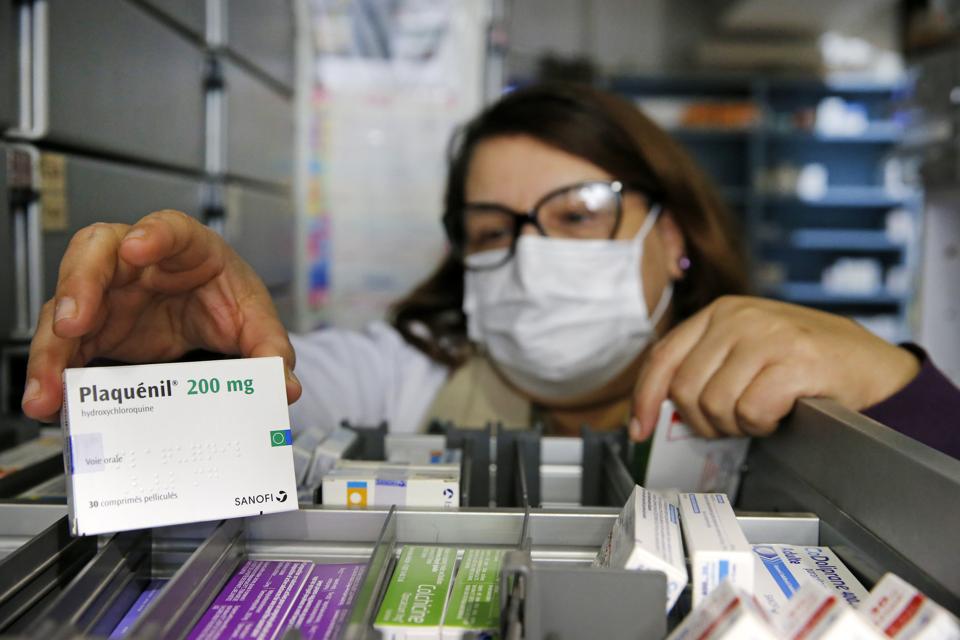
xmin=764 ymin=187 xmax=918 ymax=208
xmin=788 ymin=229 xmax=904 ymax=251
xmin=772 ymin=282 xmax=903 ymax=305
xmin=768 ymin=124 xmax=903 ymax=143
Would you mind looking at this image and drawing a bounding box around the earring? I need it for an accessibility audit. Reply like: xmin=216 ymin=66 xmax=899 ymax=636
xmin=678 ymin=256 xmax=691 ymax=271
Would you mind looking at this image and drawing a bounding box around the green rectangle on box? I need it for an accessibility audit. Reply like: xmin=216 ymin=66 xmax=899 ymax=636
xmin=443 ymin=548 xmax=504 ymax=634
xmin=375 ymin=546 xmax=457 ymax=632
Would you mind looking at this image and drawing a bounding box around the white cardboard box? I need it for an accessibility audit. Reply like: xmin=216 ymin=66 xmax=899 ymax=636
xmin=776 ymin=582 xmax=883 ymax=639
xmin=61 ymin=357 xmax=297 ymax=536
xmin=863 ymin=573 xmax=960 ymax=640
xmin=304 ymin=427 xmax=358 ymax=488
xmin=644 ymin=400 xmax=750 ymax=497
xmin=595 ymin=485 xmax=688 ymax=611
xmin=679 ymin=492 xmax=755 ymax=607
xmin=752 ymin=543 xmax=868 ymax=616
xmin=322 ymin=463 xmax=459 ymax=508
xmin=667 ymin=580 xmax=777 ymax=640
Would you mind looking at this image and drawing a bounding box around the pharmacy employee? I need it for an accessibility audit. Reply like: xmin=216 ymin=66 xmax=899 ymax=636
xmin=21 ymin=84 xmax=960 ymax=457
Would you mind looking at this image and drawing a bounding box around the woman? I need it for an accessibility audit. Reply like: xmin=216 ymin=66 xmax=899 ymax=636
xmin=20 ymin=84 xmax=959 ymax=455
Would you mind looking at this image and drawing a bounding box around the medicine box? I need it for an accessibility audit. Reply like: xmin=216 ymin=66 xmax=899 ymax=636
xmin=862 ymin=573 xmax=960 ymax=639
xmin=752 ymin=543 xmax=868 ymax=616
xmin=61 ymin=357 xmax=298 ymax=535
xmin=667 ymin=580 xmax=777 ymax=640
xmin=322 ymin=463 xmax=459 ymax=509
xmin=375 ymin=546 xmax=457 ymax=640
xmin=679 ymin=492 xmax=755 ymax=607
xmin=595 ymin=485 xmax=688 ymax=611
xmin=775 ymin=582 xmax=883 ymax=640
xmin=441 ymin=548 xmax=505 ymax=639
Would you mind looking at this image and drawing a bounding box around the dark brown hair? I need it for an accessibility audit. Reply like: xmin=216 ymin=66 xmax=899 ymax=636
xmin=390 ymin=82 xmax=750 ymax=367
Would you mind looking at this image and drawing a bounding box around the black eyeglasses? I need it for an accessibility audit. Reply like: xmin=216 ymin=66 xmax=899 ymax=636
xmin=450 ymin=180 xmax=644 ymax=270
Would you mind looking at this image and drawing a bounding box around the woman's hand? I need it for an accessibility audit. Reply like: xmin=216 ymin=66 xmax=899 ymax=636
xmin=631 ymin=295 xmax=920 ymax=440
xmin=21 ymin=210 xmax=301 ymax=422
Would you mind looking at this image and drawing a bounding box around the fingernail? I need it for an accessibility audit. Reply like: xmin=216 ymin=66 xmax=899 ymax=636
xmin=22 ymin=378 xmax=41 ymax=405
xmin=630 ymin=417 xmax=643 ymax=439
xmin=286 ymin=367 xmax=300 ymax=387
xmin=55 ymin=297 xmax=77 ymax=322
xmin=124 ymin=228 xmax=147 ymax=241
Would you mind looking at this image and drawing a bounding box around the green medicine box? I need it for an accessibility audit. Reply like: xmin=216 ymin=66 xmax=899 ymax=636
xmin=442 ymin=548 xmax=504 ymax=639
xmin=375 ymin=546 xmax=457 ymax=639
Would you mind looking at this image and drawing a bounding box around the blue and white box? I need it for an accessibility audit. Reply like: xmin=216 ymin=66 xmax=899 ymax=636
xmin=752 ymin=544 xmax=868 ymax=616
xmin=595 ymin=485 xmax=688 ymax=611
xmin=679 ymin=492 xmax=755 ymax=607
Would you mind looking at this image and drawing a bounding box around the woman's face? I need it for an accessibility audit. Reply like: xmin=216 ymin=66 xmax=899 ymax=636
xmin=464 ymin=134 xmax=684 ymax=325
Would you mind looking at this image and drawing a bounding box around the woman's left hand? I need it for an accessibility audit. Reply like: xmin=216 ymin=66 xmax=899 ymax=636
xmin=630 ymin=295 xmax=920 ymax=441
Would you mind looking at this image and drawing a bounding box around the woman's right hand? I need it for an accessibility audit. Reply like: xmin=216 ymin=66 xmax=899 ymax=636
xmin=21 ymin=209 xmax=301 ymax=422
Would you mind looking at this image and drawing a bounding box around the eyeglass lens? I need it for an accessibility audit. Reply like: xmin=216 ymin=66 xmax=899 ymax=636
xmin=462 ymin=182 xmax=621 ymax=257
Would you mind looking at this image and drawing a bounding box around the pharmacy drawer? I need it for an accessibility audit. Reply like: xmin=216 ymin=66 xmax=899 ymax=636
xmin=0 ymin=0 xmax=15 ymax=130
xmin=137 ymin=0 xmax=206 ymax=41
xmin=44 ymin=0 xmax=205 ymax=170
xmin=0 ymin=504 xmax=66 ymax=562
xmin=0 ymin=145 xmax=15 ymax=340
xmin=40 ymin=153 xmax=204 ymax=302
xmin=223 ymin=182 xmax=294 ymax=291
xmin=223 ymin=59 xmax=293 ymax=186
xmin=225 ymin=0 xmax=295 ymax=91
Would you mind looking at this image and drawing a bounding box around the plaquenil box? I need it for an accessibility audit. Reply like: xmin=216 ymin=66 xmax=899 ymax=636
xmin=594 ymin=485 xmax=688 ymax=612
xmin=644 ymin=400 xmax=750 ymax=498
xmin=322 ymin=462 xmax=459 ymax=508
xmin=375 ymin=546 xmax=457 ymax=639
xmin=61 ymin=357 xmax=297 ymax=536
xmin=863 ymin=573 xmax=960 ymax=639
xmin=752 ymin=544 xmax=868 ymax=616
xmin=679 ymin=492 xmax=755 ymax=607
xmin=667 ymin=580 xmax=777 ymax=640
xmin=775 ymin=582 xmax=883 ymax=640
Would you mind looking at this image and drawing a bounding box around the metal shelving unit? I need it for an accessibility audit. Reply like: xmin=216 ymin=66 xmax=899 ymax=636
xmin=607 ymin=74 xmax=923 ymax=343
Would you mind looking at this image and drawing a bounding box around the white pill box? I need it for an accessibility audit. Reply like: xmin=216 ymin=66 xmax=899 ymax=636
xmin=304 ymin=427 xmax=358 ymax=489
xmin=667 ymin=580 xmax=777 ymax=640
xmin=61 ymin=357 xmax=298 ymax=536
xmin=776 ymin=582 xmax=883 ymax=640
xmin=752 ymin=544 xmax=868 ymax=616
xmin=863 ymin=573 xmax=960 ymax=639
xmin=679 ymin=492 xmax=755 ymax=607
xmin=322 ymin=463 xmax=459 ymax=508
xmin=595 ymin=485 xmax=688 ymax=611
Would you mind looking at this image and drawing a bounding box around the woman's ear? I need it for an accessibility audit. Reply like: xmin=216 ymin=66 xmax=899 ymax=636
xmin=657 ymin=211 xmax=686 ymax=280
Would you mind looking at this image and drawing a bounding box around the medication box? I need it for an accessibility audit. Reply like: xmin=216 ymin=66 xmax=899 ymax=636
xmin=775 ymin=583 xmax=883 ymax=640
xmin=441 ymin=548 xmax=504 ymax=639
xmin=322 ymin=463 xmax=459 ymax=508
xmin=667 ymin=580 xmax=777 ymax=640
xmin=595 ymin=485 xmax=688 ymax=611
xmin=679 ymin=492 xmax=755 ymax=607
xmin=61 ymin=357 xmax=298 ymax=536
xmin=752 ymin=544 xmax=868 ymax=616
xmin=644 ymin=401 xmax=750 ymax=497
xmin=862 ymin=573 xmax=960 ymax=639
xmin=375 ymin=546 xmax=457 ymax=639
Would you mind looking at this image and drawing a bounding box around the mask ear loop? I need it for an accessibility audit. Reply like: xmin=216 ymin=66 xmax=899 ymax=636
xmin=634 ymin=203 xmax=673 ymax=328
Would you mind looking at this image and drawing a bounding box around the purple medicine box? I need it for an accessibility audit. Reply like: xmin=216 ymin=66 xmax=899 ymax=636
xmin=286 ymin=563 xmax=366 ymax=640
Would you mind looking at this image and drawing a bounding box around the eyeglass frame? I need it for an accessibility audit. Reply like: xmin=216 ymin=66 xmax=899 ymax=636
xmin=444 ymin=179 xmax=658 ymax=269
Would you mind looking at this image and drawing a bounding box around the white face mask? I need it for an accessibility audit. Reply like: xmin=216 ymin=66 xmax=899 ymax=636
xmin=462 ymin=206 xmax=672 ymax=401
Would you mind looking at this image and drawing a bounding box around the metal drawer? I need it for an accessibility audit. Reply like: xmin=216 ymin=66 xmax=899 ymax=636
xmin=136 ymin=0 xmax=206 ymax=41
xmin=39 ymin=152 xmax=204 ymax=302
xmin=42 ymin=0 xmax=205 ymax=170
xmin=225 ymin=0 xmax=295 ymax=92
xmin=223 ymin=59 xmax=293 ymax=186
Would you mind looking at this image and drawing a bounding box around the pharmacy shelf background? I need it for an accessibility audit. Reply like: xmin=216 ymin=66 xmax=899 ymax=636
xmin=0 ymin=399 xmax=958 ymax=638
xmin=606 ymin=75 xmax=922 ymax=344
